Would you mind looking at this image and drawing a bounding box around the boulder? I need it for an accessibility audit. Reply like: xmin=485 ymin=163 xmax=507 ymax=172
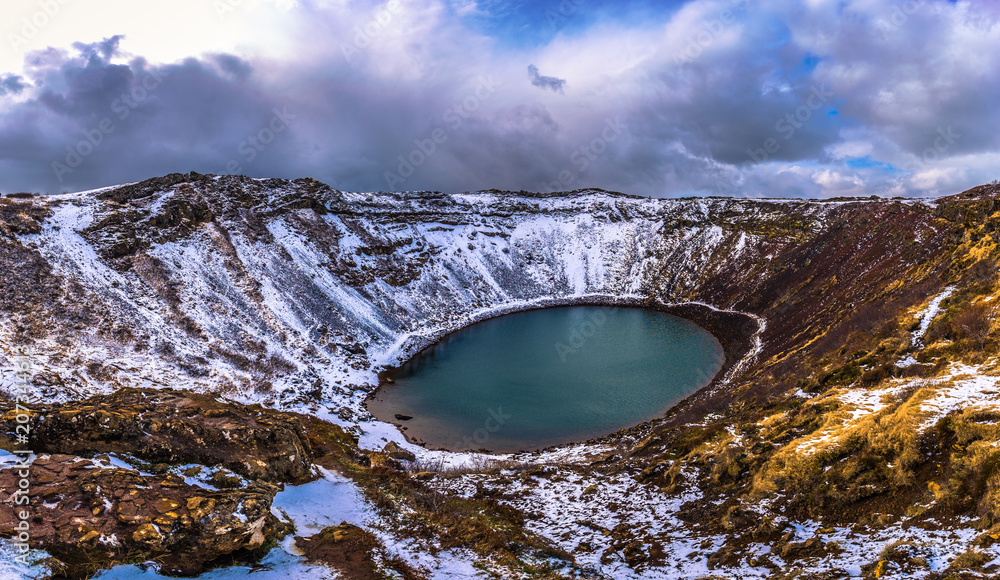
xmin=382 ymin=441 xmax=416 ymax=462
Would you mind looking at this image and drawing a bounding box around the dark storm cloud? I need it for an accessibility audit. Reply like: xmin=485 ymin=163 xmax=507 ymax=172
xmin=527 ymin=64 xmax=566 ymax=93
xmin=795 ymin=0 xmax=1000 ymax=159
xmin=0 ymin=0 xmax=999 ymax=197
xmin=209 ymin=54 xmax=254 ymax=81
xmin=73 ymin=35 xmax=121 ymax=65
xmin=0 ymin=75 xmax=29 ymax=96
xmin=601 ymin=0 xmax=1000 ymax=196
xmin=0 ymin=37 xmax=298 ymax=193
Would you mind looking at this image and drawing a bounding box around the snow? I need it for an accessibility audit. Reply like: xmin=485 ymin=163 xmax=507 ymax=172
xmin=2 ymin=188 xmax=816 ymax=417
xmin=87 ymin=454 xmax=155 ymax=475
xmin=0 ymin=541 xmax=52 ymax=580
xmin=805 ymin=361 xmax=1000 ymax=457
xmin=837 ymin=384 xmax=908 ymax=421
xmin=894 ymin=286 xmax=955 ymax=368
xmin=915 ymin=364 xmax=1000 ymax=430
xmin=270 ymin=467 xmax=373 ymax=533
xmin=0 ymin=184 xmax=990 ymax=578
xmin=470 ymin=466 xmax=720 ymax=575
xmin=912 ymin=286 xmax=955 ymax=346
xmin=80 ymin=465 xmax=487 ymax=580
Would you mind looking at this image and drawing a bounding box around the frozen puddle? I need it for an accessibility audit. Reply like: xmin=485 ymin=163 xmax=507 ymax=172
xmin=89 ymin=468 xmax=374 ymax=579
xmin=270 ymin=467 xmax=374 ymax=532
xmin=92 ymin=548 xmax=337 ymax=580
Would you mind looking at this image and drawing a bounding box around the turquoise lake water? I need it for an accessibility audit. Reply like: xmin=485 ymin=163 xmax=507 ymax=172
xmin=366 ymin=306 xmax=726 ymax=452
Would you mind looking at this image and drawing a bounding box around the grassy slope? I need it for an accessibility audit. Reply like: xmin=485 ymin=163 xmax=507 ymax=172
xmin=624 ymin=184 xmax=1000 ymax=576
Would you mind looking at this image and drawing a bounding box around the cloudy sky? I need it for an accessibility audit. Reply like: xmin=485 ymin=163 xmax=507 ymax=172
xmin=0 ymin=0 xmax=998 ymax=198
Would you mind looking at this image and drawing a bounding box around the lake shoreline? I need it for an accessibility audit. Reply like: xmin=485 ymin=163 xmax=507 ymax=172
xmin=366 ymin=298 xmax=761 ymax=454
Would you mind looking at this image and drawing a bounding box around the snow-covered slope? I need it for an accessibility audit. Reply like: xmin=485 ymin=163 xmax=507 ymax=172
xmin=0 ymin=174 xmax=845 ymax=418
xmin=7 ymin=174 xmax=1000 ymax=578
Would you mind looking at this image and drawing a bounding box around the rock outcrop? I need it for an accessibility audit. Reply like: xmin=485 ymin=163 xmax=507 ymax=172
xmin=0 ymin=454 xmax=286 ymax=578
xmin=0 ymin=388 xmax=362 ymax=578
xmin=295 ymin=523 xmax=416 ymax=580
xmin=1 ymin=388 xmax=319 ymax=483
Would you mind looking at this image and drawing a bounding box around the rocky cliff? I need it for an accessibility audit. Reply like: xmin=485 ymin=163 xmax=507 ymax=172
xmin=3 ymin=174 xmax=1000 ymax=578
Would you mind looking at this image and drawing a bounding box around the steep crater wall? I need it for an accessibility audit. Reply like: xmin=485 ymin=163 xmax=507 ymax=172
xmin=0 ymin=174 xmax=964 ymax=439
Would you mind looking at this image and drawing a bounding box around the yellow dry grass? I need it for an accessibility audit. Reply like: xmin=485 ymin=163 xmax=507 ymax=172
xmin=750 ymin=378 xmax=947 ymax=499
